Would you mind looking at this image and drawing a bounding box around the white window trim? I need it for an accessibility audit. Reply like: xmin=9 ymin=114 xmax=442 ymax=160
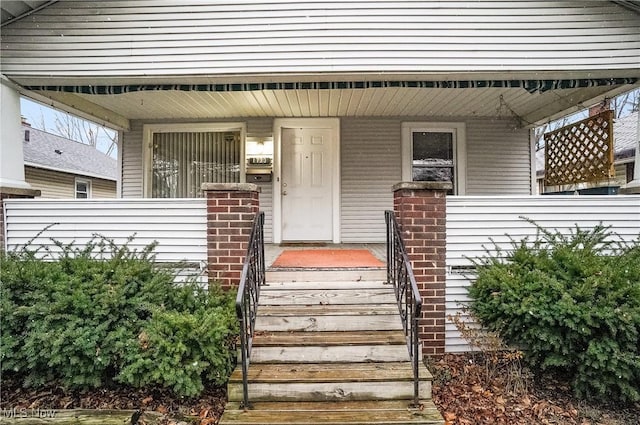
xmin=142 ymin=122 xmax=247 ymax=198
xmin=75 ymin=178 xmax=91 ymax=199
xmin=401 ymin=122 xmax=467 ymax=195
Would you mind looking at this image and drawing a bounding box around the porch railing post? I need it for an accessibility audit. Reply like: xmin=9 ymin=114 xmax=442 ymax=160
xmin=201 ymin=183 xmax=260 ymax=290
xmin=392 ymin=182 xmax=451 ymax=357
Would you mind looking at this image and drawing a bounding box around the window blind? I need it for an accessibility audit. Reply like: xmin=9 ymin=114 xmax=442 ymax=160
xmin=152 ymin=131 xmax=241 ymax=198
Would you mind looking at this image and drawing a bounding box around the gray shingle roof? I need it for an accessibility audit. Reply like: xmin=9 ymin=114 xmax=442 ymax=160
xmin=22 ymin=125 xmax=117 ymax=181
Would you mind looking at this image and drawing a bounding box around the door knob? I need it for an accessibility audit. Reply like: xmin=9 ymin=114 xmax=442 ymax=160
xmin=283 ymin=191 xmax=288 ymax=196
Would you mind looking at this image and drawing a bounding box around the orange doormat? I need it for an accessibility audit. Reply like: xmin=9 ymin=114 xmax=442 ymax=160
xmin=271 ymin=249 xmax=385 ymax=268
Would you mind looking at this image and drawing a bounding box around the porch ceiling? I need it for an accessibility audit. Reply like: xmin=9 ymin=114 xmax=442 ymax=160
xmin=29 ymin=81 xmax=639 ymax=129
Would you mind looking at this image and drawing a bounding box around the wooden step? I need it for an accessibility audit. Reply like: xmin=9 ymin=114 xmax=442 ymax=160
xmin=258 ymin=304 xmax=399 ymax=317
xmin=230 ymin=362 xmax=432 ymax=383
xmin=220 ymin=400 xmax=443 ymax=424
xmin=228 ymin=365 xmax=432 ymax=403
xmin=252 ymin=331 xmax=405 ymax=347
xmin=250 ymin=341 xmax=409 ymax=363
xmin=262 ymin=281 xmax=391 ymax=290
xmin=256 ymin=314 xmax=402 ymax=332
xmin=224 ymin=400 xmax=437 ymax=412
xmin=259 ymin=288 xmax=397 ymax=306
xmin=266 ymin=269 xmax=386 ymax=283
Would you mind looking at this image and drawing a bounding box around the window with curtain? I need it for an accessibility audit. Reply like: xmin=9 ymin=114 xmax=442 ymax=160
xmin=151 ymin=131 xmax=241 ymax=198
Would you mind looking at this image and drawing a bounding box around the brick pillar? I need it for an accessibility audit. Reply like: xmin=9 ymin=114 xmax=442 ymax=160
xmin=202 ymin=183 xmax=260 ymax=290
xmin=0 ymin=187 xmax=41 ymax=254
xmin=392 ymin=181 xmax=451 ymax=357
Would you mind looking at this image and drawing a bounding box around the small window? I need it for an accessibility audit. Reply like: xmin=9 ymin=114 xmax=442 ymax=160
xmin=75 ymin=179 xmax=91 ymax=198
xmin=412 ymin=131 xmax=454 ymax=184
xmin=402 ymin=122 xmax=466 ymax=195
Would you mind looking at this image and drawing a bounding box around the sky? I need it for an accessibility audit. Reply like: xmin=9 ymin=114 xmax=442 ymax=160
xmin=20 ymin=97 xmax=118 ymax=158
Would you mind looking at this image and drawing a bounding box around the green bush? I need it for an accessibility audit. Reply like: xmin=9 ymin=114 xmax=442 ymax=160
xmin=0 ymin=237 xmax=237 ymax=397
xmin=468 ymin=223 xmax=640 ymax=403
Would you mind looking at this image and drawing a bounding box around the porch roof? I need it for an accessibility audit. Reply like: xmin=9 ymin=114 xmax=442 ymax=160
xmin=2 ymin=1 xmax=639 ymax=128
xmin=19 ymin=76 xmax=640 ymax=131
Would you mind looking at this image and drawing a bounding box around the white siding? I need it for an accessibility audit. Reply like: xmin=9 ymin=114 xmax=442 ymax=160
xmin=3 ymin=199 xmax=208 ymax=265
xmin=445 ymin=195 xmax=640 ymax=353
xmin=1 ymin=1 xmax=639 ymax=77
xmin=465 ymin=120 xmax=532 ymax=194
xmin=339 ymin=117 xmax=530 ymax=242
xmin=122 ymin=121 xmax=144 ymax=197
xmin=122 ymin=116 xmax=531 ymax=241
xmin=341 ymin=119 xmax=401 ymax=242
xmin=258 ymin=182 xmax=274 ymax=243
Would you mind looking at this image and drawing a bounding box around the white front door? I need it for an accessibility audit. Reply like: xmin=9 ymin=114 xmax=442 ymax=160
xmin=281 ymin=127 xmax=334 ymax=241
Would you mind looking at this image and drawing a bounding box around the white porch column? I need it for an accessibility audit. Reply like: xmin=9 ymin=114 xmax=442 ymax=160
xmin=620 ymin=111 xmax=640 ymax=194
xmin=0 ymin=76 xmax=32 ymax=190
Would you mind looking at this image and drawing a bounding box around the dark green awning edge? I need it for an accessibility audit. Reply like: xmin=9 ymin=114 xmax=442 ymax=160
xmin=24 ymin=78 xmax=638 ymax=95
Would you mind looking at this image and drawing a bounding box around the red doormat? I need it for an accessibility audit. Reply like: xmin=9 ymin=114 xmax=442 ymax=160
xmin=271 ymin=249 xmax=385 ymax=269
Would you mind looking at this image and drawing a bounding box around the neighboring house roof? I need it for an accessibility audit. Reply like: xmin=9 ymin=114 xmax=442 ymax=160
xmin=0 ymin=1 xmax=56 ymax=26
xmin=23 ymin=125 xmax=117 ymax=181
xmin=536 ymin=111 xmax=638 ymax=177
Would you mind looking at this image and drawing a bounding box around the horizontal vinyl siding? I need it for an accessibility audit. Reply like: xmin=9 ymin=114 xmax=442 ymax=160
xmin=465 ymin=120 xmax=531 ymax=195
xmin=3 ymin=199 xmax=207 ymax=264
xmin=1 ymin=1 xmax=639 ymax=77
xmin=91 ymin=178 xmax=117 ymax=198
xmin=25 ymin=167 xmax=117 ymax=198
xmin=445 ymin=195 xmax=640 ymax=352
xmin=258 ymin=182 xmax=274 ymax=243
xmin=341 ymin=119 xmax=401 ymax=242
xmin=122 ymin=121 xmax=144 ymax=198
xmin=25 ymin=167 xmax=74 ymax=198
xmin=339 ymin=117 xmax=530 ymax=242
xmin=121 ymin=118 xmax=274 ymax=198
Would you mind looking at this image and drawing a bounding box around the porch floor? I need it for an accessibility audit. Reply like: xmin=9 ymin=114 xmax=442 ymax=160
xmin=265 ymin=244 xmax=387 ymax=269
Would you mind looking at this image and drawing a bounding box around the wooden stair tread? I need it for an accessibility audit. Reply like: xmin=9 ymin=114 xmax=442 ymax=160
xmin=257 ymin=305 xmax=398 ymax=316
xmin=219 ymin=403 xmax=443 ymax=424
xmin=253 ymin=331 xmax=406 ymax=346
xmin=230 ymin=362 xmax=432 ymax=383
xmin=265 ymin=270 xmax=386 ymax=284
xmin=259 ymin=288 xmax=396 ymax=306
xmin=225 ymin=400 xmax=437 ymax=411
xmin=262 ymin=281 xmax=390 ymax=290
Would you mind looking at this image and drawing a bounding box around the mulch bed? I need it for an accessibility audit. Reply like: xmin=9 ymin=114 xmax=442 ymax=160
xmin=431 ymin=353 xmax=640 ymax=425
xmin=0 ymin=379 xmax=226 ymax=424
xmin=3 ymin=354 xmax=639 ymax=425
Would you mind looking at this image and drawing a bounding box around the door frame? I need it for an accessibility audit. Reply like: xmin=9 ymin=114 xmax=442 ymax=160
xmin=273 ymin=118 xmax=340 ymax=244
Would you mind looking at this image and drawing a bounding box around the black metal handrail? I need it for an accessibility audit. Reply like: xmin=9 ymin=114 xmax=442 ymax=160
xmin=235 ymin=211 xmax=265 ymax=410
xmin=385 ymin=210 xmax=423 ymax=408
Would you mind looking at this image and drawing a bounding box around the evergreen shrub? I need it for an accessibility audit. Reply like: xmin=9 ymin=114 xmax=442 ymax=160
xmin=468 ymin=223 xmax=640 ymax=402
xmin=0 ymin=237 xmax=237 ymax=397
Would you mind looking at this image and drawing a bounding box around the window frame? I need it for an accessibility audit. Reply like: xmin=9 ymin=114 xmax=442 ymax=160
xmin=74 ymin=178 xmax=91 ymax=199
xmin=401 ymin=122 xmax=467 ymax=195
xmin=143 ymin=122 xmax=247 ymax=198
